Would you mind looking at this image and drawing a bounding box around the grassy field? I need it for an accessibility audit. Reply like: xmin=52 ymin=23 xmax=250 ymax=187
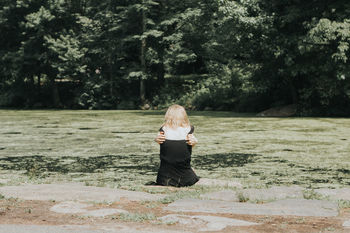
xmin=0 ymin=110 xmax=349 ymax=192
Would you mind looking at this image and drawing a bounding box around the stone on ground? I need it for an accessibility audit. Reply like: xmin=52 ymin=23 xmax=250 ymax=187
xmin=200 ymin=186 xmax=303 ymax=202
xmin=0 ymin=225 xmax=105 ymax=233
xmin=0 ymin=224 xmax=188 ymax=233
xmin=195 ymin=178 xmax=242 ymax=188
xmin=165 ymin=198 xmax=338 ymax=217
xmin=256 ymin=104 xmax=296 ymax=117
xmin=239 ymin=186 xmax=304 ymax=201
xmin=0 ymin=178 xmax=9 ymax=184
xmin=0 ymin=183 xmax=165 ymax=202
xmin=83 ymin=209 xmax=128 ymax=217
xmin=159 ymin=214 xmax=258 ymax=231
xmin=50 ymin=201 xmax=92 ymax=214
xmin=343 ymin=220 xmax=350 ymax=227
xmin=200 ymin=190 xmax=239 ymax=202
xmin=314 ymin=188 xmax=350 ymax=201
xmin=50 ymin=201 xmax=128 ymax=217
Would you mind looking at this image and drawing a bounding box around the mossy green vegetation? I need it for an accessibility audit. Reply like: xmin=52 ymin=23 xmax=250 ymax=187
xmin=118 ymin=212 xmax=157 ymax=222
xmin=0 ymin=110 xmax=349 ymax=191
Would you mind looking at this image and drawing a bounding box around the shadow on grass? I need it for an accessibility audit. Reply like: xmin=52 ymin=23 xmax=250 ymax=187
xmin=0 ymin=155 xmax=160 ymax=176
xmin=0 ymin=152 xmax=260 ymax=177
xmin=1 ymin=153 xmax=347 ymax=186
xmin=192 ymin=153 xmax=261 ymax=169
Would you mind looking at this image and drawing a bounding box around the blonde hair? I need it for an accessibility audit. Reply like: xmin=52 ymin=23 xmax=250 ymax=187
xmin=163 ymin=104 xmax=190 ymax=129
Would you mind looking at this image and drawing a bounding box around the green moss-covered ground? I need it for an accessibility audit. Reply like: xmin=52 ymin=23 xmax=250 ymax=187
xmin=0 ymin=110 xmax=349 ymax=190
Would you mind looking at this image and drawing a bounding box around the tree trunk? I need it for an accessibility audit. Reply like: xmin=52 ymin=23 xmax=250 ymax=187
xmin=51 ymin=79 xmax=61 ymax=107
xmin=140 ymin=0 xmax=146 ymax=105
xmin=108 ymin=55 xmax=113 ymax=99
xmin=30 ymin=75 xmax=35 ymax=87
xmin=107 ymin=0 xmax=114 ymax=104
xmin=287 ymin=77 xmax=298 ymax=104
xmin=37 ymin=75 xmax=41 ymax=89
xmin=37 ymin=74 xmax=41 ymax=100
xmin=157 ymin=62 xmax=165 ymax=88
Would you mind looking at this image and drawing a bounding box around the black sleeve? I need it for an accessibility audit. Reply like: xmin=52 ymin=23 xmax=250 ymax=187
xmin=159 ymin=126 xmax=164 ymax=132
xmin=189 ymin=125 xmax=194 ymax=134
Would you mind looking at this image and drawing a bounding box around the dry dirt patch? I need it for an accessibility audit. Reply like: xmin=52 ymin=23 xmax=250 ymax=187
xmin=0 ymin=198 xmax=349 ymax=233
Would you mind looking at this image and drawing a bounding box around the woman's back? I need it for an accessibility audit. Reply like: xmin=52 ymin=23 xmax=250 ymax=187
xmin=159 ymin=126 xmax=193 ymax=165
xmin=154 ymin=104 xmax=199 ymax=187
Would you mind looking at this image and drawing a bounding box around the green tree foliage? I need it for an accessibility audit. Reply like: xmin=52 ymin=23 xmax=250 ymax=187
xmin=0 ymin=0 xmax=349 ymax=115
xmin=256 ymin=0 xmax=350 ymax=115
xmin=301 ymin=18 xmax=350 ymax=114
xmin=0 ymin=0 xmax=87 ymax=107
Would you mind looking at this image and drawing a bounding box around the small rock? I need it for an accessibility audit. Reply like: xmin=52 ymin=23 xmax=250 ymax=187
xmin=50 ymin=201 xmax=129 ymax=218
xmin=83 ymin=209 xmax=128 ymax=217
xmin=140 ymin=104 xmax=151 ymax=110
xmin=343 ymin=220 xmax=350 ymax=227
xmin=159 ymin=214 xmax=206 ymax=226
xmin=159 ymin=214 xmax=258 ymax=231
xmin=0 ymin=179 xmax=9 ymax=184
xmin=50 ymin=201 xmax=91 ymax=214
xmin=195 ymin=215 xmax=259 ymax=231
xmin=314 ymin=188 xmax=350 ymax=201
xmin=257 ymin=104 xmax=297 ymax=117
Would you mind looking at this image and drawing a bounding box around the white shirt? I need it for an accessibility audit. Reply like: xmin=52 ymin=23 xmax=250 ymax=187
xmin=163 ymin=126 xmax=191 ymax=140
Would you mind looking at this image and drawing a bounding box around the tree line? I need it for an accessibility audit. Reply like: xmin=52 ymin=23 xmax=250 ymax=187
xmin=0 ymin=0 xmax=349 ymax=116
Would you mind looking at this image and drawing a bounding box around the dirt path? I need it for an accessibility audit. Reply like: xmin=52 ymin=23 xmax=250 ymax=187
xmin=1 ymin=183 xmax=350 ymax=232
xmin=1 ymin=198 xmax=349 ymax=232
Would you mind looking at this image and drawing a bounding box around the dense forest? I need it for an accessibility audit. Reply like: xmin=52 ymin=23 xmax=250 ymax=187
xmin=0 ymin=0 xmax=349 ymax=116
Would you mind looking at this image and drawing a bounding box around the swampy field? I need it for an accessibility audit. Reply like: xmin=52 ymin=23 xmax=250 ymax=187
xmin=0 ymin=110 xmax=349 ymax=192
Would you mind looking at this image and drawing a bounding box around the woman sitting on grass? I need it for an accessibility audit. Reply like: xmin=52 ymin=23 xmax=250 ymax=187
xmin=154 ymin=104 xmax=199 ymax=187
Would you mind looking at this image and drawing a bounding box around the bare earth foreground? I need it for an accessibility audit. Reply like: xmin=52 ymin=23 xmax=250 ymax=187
xmin=0 ymin=182 xmax=350 ymax=233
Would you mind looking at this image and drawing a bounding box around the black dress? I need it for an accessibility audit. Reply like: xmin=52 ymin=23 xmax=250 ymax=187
xmin=156 ymin=126 xmax=199 ymax=187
